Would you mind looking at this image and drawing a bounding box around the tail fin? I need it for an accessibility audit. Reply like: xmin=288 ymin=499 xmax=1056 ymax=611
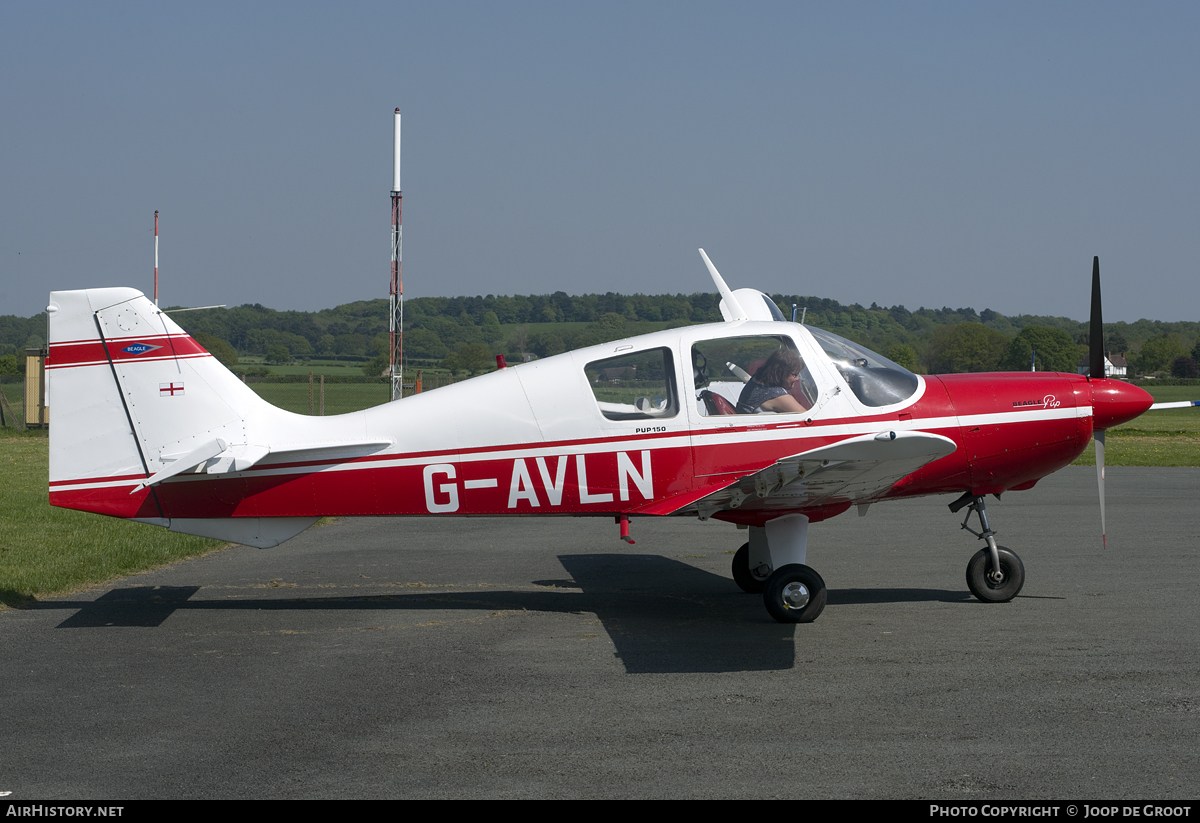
xmin=46 ymin=288 xmax=324 ymax=546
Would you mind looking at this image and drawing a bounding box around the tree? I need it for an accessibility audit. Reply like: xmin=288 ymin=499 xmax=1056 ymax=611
xmin=1135 ymin=335 xmax=1185 ymax=375
xmin=597 ymin=312 xmax=626 ymax=330
xmin=442 ymin=343 xmax=494 ymax=376
xmin=456 ymin=343 xmax=495 ymax=375
xmin=886 ymin=344 xmax=917 ymax=371
xmin=404 ymin=328 xmax=449 ymax=360
xmin=1000 ymin=326 xmax=1078 ymax=373
xmin=480 ymin=311 xmax=503 ymax=345
xmin=1107 ymin=329 xmax=1129 ymax=356
xmin=926 ymin=324 xmax=1008 ymax=373
xmin=362 ymin=351 xmax=388 ymax=377
xmin=529 ymin=332 xmax=565 ymax=358
xmin=266 ymin=345 xmax=290 ymax=365
xmin=1171 ymin=356 xmax=1198 ymax=379
xmin=193 ymin=333 xmax=238 ymax=368
xmin=334 ymin=333 xmax=367 ymax=357
xmin=507 ymin=326 xmax=531 ymax=355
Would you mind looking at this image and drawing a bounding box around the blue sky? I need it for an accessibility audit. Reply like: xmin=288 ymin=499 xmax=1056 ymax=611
xmin=3 ymin=2 xmax=1197 ymax=322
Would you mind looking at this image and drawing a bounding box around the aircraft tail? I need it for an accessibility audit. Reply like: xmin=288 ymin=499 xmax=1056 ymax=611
xmin=46 ymin=288 xmax=323 ymax=546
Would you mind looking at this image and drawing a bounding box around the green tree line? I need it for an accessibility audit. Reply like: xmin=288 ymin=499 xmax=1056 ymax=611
xmin=4 ymin=291 xmax=1200 ymax=379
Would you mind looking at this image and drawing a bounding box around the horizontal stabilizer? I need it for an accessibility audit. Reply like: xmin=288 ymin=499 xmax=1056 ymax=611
xmin=134 ymin=516 xmax=320 ymax=548
xmin=136 ymin=438 xmax=395 ymax=491
xmin=133 ymin=438 xmax=227 ymax=493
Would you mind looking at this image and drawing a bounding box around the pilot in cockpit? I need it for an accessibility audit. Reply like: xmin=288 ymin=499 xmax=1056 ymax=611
xmin=735 ymin=348 xmax=809 ymax=414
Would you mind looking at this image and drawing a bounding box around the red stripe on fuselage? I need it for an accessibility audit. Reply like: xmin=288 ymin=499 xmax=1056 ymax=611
xmin=48 ymin=472 xmax=147 ymax=488
xmin=51 ymin=446 xmax=698 ymax=520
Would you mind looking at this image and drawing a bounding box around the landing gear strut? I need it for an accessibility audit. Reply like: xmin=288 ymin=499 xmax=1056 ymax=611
xmin=949 ymin=492 xmax=1025 ymax=603
xmin=729 ymin=514 xmax=829 ymax=623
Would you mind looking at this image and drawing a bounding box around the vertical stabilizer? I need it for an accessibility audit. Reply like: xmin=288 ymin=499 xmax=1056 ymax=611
xmin=46 ymin=288 xmax=270 ymax=519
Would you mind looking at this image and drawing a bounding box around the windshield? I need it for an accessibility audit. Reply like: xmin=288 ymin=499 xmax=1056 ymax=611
xmin=805 ymin=326 xmax=919 ymax=407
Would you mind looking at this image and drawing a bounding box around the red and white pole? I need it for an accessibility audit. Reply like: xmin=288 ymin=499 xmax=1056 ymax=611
xmin=153 ymin=210 xmax=159 ymax=306
xmin=389 ymin=109 xmax=403 ymax=401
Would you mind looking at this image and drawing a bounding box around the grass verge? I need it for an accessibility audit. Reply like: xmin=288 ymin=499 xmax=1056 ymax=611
xmin=0 ymin=435 xmax=224 ymax=610
xmin=1072 ymin=435 xmax=1200 ymax=467
xmin=1072 ymin=385 xmax=1200 ymax=467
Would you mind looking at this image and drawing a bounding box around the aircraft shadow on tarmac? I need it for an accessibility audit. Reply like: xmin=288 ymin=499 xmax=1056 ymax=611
xmin=46 ymin=555 xmax=969 ymax=674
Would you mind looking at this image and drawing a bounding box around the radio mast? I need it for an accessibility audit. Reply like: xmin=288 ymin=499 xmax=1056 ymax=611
xmin=389 ymin=109 xmax=403 ymax=401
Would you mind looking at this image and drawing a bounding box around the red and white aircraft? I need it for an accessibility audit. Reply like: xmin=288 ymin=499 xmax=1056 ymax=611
xmin=46 ymin=253 xmax=1155 ymax=623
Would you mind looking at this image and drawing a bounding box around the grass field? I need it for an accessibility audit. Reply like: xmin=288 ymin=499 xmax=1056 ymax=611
xmin=242 ymin=372 xmax=474 ymax=414
xmin=251 ymin=361 xmax=367 ymax=376
xmin=1072 ymin=385 xmax=1200 ymax=466
xmin=0 ymin=434 xmax=222 ymax=609
xmin=247 ymin=381 xmax=393 ymax=415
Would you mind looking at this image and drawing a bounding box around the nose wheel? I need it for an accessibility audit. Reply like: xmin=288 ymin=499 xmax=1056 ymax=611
xmin=950 ymin=492 xmax=1026 ymax=604
xmin=966 ymin=546 xmax=1025 ymax=602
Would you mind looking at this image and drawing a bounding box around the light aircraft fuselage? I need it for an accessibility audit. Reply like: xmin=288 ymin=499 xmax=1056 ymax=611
xmin=43 ymin=254 xmax=1154 ymax=622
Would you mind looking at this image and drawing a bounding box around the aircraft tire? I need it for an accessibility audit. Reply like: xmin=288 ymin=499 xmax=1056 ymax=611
xmin=965 ymin=547 xmax=1025 ymax=603
xmin=732 ymin=543 xmax=768 ymax=594
xmin=763 ymin=564 xmax=827 ymax=623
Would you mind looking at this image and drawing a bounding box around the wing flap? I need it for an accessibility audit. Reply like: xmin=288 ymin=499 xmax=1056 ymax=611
xmin=673 ymin=430 xmax=957 ymax=517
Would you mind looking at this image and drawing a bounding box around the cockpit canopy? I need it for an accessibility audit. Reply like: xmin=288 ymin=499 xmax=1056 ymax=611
xmin=805 ymin=326 xmax=919 ymax=407
xmin=578 ymin=317 xmax=920 ymax=424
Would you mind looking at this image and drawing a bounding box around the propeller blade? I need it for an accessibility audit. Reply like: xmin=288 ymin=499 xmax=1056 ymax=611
xmin=1095 ymin=429 xmax=1106 ymax=548
xmin=1090 ymin=256 xmax=1107 ymax=547
xmin=1150 ymin=400 xmax=1200 ymax=410
xmin=1089 ymin=256 xmax=1105 ymax=379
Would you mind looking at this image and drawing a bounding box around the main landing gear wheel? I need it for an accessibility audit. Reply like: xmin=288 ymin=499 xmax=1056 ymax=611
xmin=732 ymin=543 xmax=770 ymax=594
xmin=763 ymin=564 xmax=827 ymax=623
xmin=965 ymin=546 xmax=1025 ymax=603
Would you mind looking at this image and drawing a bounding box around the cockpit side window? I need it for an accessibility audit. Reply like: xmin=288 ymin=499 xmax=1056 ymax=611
xmin=691 ymin=335 xmax=818 ymax=416
xmin=585 ymin=347 xmax=679 ymax=421
xmin=805 ymin=326 xmax=919 ymax=407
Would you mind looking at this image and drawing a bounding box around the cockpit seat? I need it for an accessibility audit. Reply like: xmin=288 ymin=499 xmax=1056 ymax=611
xmin=699 ymin=389 xmax=737 ymax=416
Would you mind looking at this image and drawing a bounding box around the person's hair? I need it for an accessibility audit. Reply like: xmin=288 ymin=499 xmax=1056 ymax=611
xmin=756 ymin=348 xmax=804 ymax=387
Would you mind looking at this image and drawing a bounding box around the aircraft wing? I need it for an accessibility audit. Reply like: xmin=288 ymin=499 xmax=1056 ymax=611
xmin=666 ymin=430 xmax=958 ymax=519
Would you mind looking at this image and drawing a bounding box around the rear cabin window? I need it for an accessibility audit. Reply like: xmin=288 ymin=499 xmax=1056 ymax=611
xmin=585 ymin=347 xmax=679 ymax=421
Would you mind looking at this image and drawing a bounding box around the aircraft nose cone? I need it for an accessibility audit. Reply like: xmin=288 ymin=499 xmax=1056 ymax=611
xmin=1091 ymin=380 xmax=1153 ymax=431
